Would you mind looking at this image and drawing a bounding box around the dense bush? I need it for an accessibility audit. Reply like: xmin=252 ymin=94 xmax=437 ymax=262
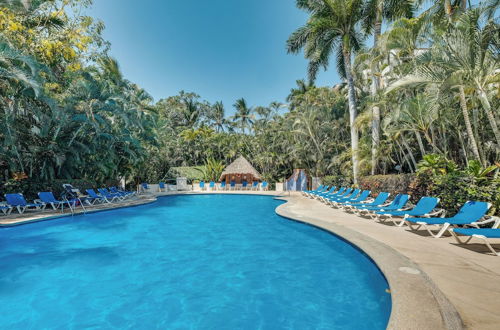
xmin=0 ymin=179 xmax=118 ymax=201
xmin=322 ymin=175 xmax=353 ymax=188
xmin=352 ymin=155 xmax=500 ymax=216
xmin=359 ymin=174 xmax=415 ymax=196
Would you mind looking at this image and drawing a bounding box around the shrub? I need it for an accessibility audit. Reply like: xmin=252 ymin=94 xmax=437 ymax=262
xmin=359 ymin=174 xmax=415 ymax=196
xmin=322 ymin=175 xmax=353 ymax=188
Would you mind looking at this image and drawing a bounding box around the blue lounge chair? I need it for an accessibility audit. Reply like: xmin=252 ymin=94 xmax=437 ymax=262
xmin=251 ymin=181 xmax=259 ymax=190
xmin=98 ymin=188 xmax=125 ymax=201
xmin=375 ymin=197 xmax=442 ymax=226
xmin=318 ymin=186 xmax=347 ymax=201
xmin=312 ymin=185 xmax=333 ymax=197
xmin=322 ymin=187 xmax=353 ymax=203
xmin=344 ymin=192 xmax=390 ymax=213
xmin=405 ymin=201 xmax=492 ymax=238
xmin=0 ymin=204 xmax=13 ymax=215
xmin=159 ymin=182 xmax=167 ymax=192
xmin=450 ymin=217 xmax=500 ymax=255
xmin=356 ymin=194 xmax=410 ymax=216
xmin=110 ymin=186 xmax=135 ymax=197
xmin=5 ymin=193 xmax=45 ymax=214
xmin=326 ymin=188 xmax=360 ymax=206
xmin=141 ymin=183 xmax=149 ymax=193
xmin=337 ymin=190 xmax=371 ymax=210
xmin=220 ymin=181 xmax=227 ymax=190
xmin=315 ymin=186 xmax=338 ymax=200
xmin=261 ymin=181 xmax=268 ymax=191
xmin=86 ymin=189 xmax=113 ymax=204
xmin=302 ymin=185 xmax=325 ymax=196
xmin=38 ymin=192 xmax=77 ymax=211
xmin=199 ymin=181 xmax=205 ymax=191
xmin=230 ymin=181 xmax=236 ymax=190
xmin=209 ymin=181 xmax=215 ymax=190
xmin=242 ymin=181 xmax=248 ymax=190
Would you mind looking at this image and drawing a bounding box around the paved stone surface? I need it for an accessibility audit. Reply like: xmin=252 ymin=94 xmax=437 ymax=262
xmin=278 ymin=194 xmax=500 ymax=330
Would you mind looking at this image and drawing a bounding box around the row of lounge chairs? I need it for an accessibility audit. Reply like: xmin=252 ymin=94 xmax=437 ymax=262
xmin=0 ymin=185 xmax=136 ymax=215
xmin=303 ymin=185 xmax=499 ymax=256
xmin=199 ymin=181 xmax=269 ymax=191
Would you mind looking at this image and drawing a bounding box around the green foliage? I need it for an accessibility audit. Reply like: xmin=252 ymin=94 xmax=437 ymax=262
xmin=195 ymin=158 xmax=225 ymax=182
xmin=322 ymin=175 xmax=353 ymax=188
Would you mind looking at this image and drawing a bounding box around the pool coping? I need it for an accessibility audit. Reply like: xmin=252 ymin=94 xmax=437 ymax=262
xmin=274 ymin=196 xmax=464 ymax=330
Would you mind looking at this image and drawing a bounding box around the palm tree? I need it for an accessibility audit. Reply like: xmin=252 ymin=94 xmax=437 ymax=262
xmin=287 ymin=0 xmax=364 ymax=183
xmin=362 ymin=0 xmax=414 ymax=175
xmin=388 ymin=9 xmax=499 ymax=165
xmin=210 ymin=101 xmax=227 ymax=132
xmin=232 ymin=98 xmax=254 ymax=133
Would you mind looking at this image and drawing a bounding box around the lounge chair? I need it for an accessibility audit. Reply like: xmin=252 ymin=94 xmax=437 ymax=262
xmin=405 ymin=201 xmax=492 ymax=238
xmin=110 ymin=186 xmax=135 ymax=197
xmin=304 ymin=185 xmax=327 ymax=197
xmin=98 ymin=188 xmax=125 ymax=201
xmin=450 ymin=217 xmax=500 ymax=255
xmin=336 ymin=190 xmax=371 ymax=210
xmin=62 ymin=184 xmax=93 ymax=207
xmin=230 ymin=181 xmax=236 ymax=190
xmin=261 ymin=181 xmax=268 ymax=191
xmin=344 ymin=192 xmax=390 ymax=212
xmin=375 ymin=197 xmax=443 ymax=226
xmin=356 ymin=194 xmax=410 ymax=216
xmin=242 ymin=181 xmax=248 ymax=190
xmin=159 ymin=182 xmax=167 ymax=192
xmin=251 ymin=182 xmax=259 ymax=191
xmin=302 ymin=185 xmax=324 ymax=196
xmin=0 ymin=204 xmax=13 ymax=215
xmin=220 ymin=181 xmax=227 ymax=190
xmin=314 ymin=186 xmax=337 ymax=200
xmin=318 ymin=187 xmax=345 ymax=202
xmin=38 ymin=192 xmax=77 ymax=211
xmin=86 ymin=189 xmax=115 ymax=204
xmin=322 ymin=187 xmax=352 ymax=203
xmin=141 ymin=183 xmax=149 ymax=193
xmin=326 ymin=188 xmax=360 ymax=206
xmin=199 ymin=181 xmax=205 ymax=191
xmin=5 ymin=193 xmax=46 ymax=214
xmin=209 ymin=181 xmax=215 ymax=191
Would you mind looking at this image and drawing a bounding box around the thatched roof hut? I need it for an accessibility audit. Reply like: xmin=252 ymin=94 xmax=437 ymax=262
xmin=219 ymin=156 xmax=262 ymax=183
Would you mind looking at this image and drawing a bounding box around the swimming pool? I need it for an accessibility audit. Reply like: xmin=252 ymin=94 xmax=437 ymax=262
xmin=0 ymin=194 xmax=391 ymax=329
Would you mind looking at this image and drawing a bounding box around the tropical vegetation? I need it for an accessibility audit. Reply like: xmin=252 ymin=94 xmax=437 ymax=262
xmin=0 ymin=0 xmax=498 ymax=212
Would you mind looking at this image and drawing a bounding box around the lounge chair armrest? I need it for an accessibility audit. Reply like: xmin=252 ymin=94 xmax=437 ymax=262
xmin=424 ymin=209 xmax=446 ymax=218
xmin=468 ymin=216 xmax=500 ymax=228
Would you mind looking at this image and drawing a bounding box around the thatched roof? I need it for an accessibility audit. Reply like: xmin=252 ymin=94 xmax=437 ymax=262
xmin=220 ymin=156 xmax=261 ymax=180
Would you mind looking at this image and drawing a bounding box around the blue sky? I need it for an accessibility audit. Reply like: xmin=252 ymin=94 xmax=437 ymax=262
xmin=88 ymin=0 xmax=339 ymax=112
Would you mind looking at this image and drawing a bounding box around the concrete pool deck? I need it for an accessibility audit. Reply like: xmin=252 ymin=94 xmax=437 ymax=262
xmin=1 ymin=191 xmax=499 ymax=329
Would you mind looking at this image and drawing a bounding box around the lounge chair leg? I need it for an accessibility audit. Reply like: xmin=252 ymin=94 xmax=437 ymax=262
xmin=478 ymin=236 xmax=500 ymax=256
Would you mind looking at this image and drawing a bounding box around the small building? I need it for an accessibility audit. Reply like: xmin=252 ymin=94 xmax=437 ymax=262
xmin=219 ymin=156 xmax=262 ymax=184
xmin=285 ymin=169 xmax=309 ymax=191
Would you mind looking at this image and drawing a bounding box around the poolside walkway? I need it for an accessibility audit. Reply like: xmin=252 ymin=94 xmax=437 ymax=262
xmin=278 ymin=193 xmax=500 ymax=330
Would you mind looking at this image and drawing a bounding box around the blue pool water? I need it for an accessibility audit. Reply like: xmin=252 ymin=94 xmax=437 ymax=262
xmin=0 ymin=195 xmax=391 ymax=329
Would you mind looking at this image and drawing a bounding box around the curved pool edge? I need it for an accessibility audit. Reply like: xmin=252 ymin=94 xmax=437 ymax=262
xmin=274 ymin=196 xmax=464 ymax=330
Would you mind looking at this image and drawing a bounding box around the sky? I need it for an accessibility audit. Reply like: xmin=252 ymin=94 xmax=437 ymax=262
xmin=87 ymin=0 xmax=340 ymax=112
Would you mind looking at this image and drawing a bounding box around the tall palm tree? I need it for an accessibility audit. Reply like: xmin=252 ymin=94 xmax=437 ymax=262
xmin=287 ymin=0 xmax=364 ymax=183
xmin=362 ymin=0 xmax=414 ymax=175
xmin=210 ymin=101 xmax=227 ymax=132
xmin=232 ymin=98 xmax=254 ymax=133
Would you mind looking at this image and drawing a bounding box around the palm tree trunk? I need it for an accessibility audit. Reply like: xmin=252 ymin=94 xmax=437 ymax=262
xmin=415 ymin=131 xmax=426 ymax=156
xmin=343 ymin=48 xmax=359 ymax=185
xmin=458 ymin=85 xmax=482 ymax=164
xmin=445 ymin=0 xmax=453 ymax=21
xmin=370 ymin=2 xmax=383 ymax=175
xmin=477 ymin=88 xmax=500 ymax=147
